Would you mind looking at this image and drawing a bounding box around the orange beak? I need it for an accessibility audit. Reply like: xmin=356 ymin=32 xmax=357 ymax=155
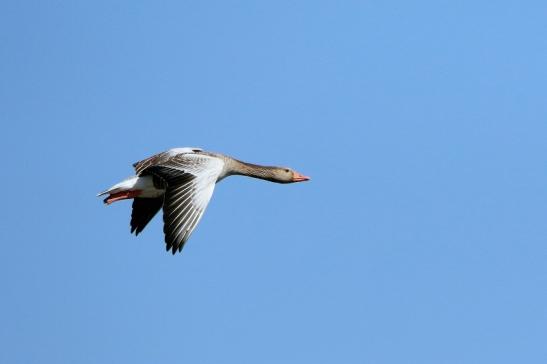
xmin=292 ymin=171 xmax=310 ymax=182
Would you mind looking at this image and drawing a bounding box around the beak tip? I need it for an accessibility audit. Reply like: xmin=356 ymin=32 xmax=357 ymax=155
xmin=293 ymin=173 xmax=310 ymax=182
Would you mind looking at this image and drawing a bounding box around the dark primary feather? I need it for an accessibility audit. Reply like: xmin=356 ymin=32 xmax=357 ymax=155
xmin=131 ymin=197 xmax=164 ymax=236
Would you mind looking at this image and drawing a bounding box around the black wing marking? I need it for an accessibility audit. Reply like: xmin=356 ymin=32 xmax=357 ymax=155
xmin=130 ymin=197 xmax=164 ymax=236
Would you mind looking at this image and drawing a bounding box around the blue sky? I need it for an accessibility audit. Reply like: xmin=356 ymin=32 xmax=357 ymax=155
xmin=1 ymin=1 xmax=546 ymax=363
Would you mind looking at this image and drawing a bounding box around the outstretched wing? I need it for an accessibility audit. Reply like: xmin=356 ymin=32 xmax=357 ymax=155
xmin=136 ymin=152 xmax=224 ymax=253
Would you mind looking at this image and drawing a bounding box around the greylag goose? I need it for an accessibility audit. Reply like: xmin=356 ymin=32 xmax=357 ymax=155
xmin=98 ymin=147 xmax=310 ymax=254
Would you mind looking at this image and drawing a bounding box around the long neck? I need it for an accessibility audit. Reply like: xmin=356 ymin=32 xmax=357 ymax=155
xmin=227 ymin=158 xmax=281 ymax=182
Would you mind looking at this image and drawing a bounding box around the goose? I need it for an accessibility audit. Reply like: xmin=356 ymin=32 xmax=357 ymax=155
xmin=98 ymin=147 xmax=310 ymax=254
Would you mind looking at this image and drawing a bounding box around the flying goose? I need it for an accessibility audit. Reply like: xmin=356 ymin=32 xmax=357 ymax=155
xmin=98 ymin=147 xmax=310 ymax=254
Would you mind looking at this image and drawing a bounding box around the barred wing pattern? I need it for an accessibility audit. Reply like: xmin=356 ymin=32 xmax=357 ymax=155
xmin=133 ymin=151 xmax=224 ymax=253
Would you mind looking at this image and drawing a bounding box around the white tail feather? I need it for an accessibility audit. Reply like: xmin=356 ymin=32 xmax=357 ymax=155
xmin=98 ymin=175 xmax=165 ymax=199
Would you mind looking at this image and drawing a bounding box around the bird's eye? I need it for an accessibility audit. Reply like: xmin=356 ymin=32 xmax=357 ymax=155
xmin=285 ymin=169 xmax=290 ymax=173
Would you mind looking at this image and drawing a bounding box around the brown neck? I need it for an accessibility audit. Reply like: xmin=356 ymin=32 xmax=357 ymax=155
xmin=228 ymin=159 xmax=283 ymax=183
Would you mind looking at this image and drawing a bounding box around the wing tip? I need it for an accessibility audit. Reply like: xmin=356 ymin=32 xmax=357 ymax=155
xmin=164 ymin=236 xmax=186 ymax=255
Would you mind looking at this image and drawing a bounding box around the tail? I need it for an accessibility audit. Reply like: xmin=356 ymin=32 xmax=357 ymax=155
xmin=98 ymin=176 xmax=142 ymax=204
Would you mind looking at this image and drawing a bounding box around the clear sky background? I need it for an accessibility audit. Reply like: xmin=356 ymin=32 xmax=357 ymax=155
xmin=1 ymin=1 xmax=546 ymax=363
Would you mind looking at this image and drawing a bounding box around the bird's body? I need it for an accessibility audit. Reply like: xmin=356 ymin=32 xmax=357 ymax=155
xmin=99 ymin=147 xmax=309 ymax=254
